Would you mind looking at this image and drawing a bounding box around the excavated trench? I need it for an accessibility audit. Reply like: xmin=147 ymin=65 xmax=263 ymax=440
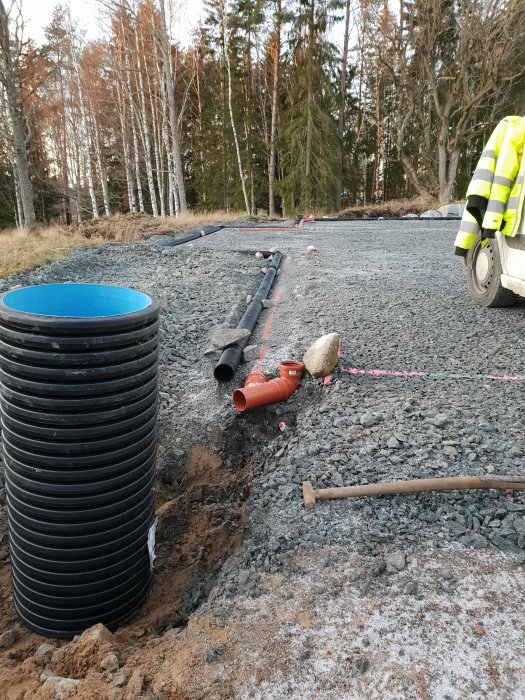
xmin=0 ymin=240 xmax=315 ymax=691
xmin=0 ymin=385 xmax=321 ymax=697
xmin=115 ymin=383 xmax=320 ymax=645
xmin=119 ymin=246 xmax=301 ymax=638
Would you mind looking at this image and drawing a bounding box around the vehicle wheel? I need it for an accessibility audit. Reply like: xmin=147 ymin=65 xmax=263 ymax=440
xmin=466 ymin=235 xmax=516 ymax=307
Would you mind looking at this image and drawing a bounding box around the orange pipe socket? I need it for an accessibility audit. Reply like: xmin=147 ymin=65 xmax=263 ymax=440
xmin=233 ymin=360 xmax=304 ymax=412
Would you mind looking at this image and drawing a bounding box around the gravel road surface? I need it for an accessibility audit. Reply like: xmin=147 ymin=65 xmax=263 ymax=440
xmin=1 ymin=219 xmax=525 ymax=699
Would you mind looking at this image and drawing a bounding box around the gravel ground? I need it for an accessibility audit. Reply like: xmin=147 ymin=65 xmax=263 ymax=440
xmin=198 ymin=220 xmax=525 ymax=573
xmin=1 ymin=219 xmax=525 ymax=699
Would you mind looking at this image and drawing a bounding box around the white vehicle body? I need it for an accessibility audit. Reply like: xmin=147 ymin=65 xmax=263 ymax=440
xmin=499 ymin=213 xmax=525 ymax=297
xmin=466 ymin=210 xmax=525 ymax=307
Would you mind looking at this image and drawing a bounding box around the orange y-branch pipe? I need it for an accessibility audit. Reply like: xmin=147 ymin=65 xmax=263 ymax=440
xmin=233 ymin=360 xmax=304 ymax=412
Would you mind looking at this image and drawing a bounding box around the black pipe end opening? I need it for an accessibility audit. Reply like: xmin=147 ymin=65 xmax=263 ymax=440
xmin=214 ymin=345 xmax=244 ymax=382
xmin=214 ymin=363 xmax=235 ymax=382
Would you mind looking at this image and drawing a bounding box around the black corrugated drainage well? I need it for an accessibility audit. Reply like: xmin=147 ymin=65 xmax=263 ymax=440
xmin=0 ymin=283 xmax=160 ymax=639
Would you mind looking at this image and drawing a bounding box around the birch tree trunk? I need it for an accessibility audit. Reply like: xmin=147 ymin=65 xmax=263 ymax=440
xmin=159 ymin=60 xmax=177 ymax=215
xmin=158 ymin=0 xmax=187 ymax=213
xmin=0 ymin=91 xmax=22 ymax=227
xmin=135 ymin=28 xmax=158 ymax=217
xmin=221 ymin=0 xmax=250 ymax=214
xmin=90 ymin=103 xmax=111 ymax=216
xmin=194 ymin=47 xmax=206 ymax=206
xmin=72 ymin=54 xmax=98 ymax=219
xmin=151 ymin=91 xmax=165 ymax=218
xmin=116 ymin=74 xmax=136 ymax=213
xmin=58 ymin=60 xmax=72 ymax=223
xmin=268 ymin=0 xmax=281 ymax=218
xmin=371 ymin=71 xmax=383 ymax=202
xmin=13 ymin=165 xmax=22 ymax=228
xmin=124 ymin=42 xmax=144 ymax=213
xmin=162 ymin=92 xmax=177 ymax=216
xmin=336 ymin=0 xmax=351 ymax=211
xmin=7 ymin=148 xmax=23 ymax=227
xmin=71 ymin=126 xmax=83 ymax=221
xmin=0 ymin=0 xmax=36 ymax=229
xmin=145 ymin=48 xmax=165 ymax=217
xmin=153 ymin=23 xmax=177 ymax=216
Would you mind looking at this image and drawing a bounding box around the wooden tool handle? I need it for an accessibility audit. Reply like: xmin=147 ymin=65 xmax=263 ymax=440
xmin=303 ymin=476 xmax=525 ymax=508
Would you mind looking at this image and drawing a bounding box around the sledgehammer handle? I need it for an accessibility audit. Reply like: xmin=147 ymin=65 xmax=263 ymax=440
xmin=303 ymin=476 xmax=525 ymax=508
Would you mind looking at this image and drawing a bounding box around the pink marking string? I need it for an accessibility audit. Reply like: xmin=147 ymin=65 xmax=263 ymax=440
xmin=486 ymin=375 xmax=525 ymax=382
xmin=339 ymin=367 xmax=525 ymax=382
xmin=341 ymin=367 xmax=426 ymax=378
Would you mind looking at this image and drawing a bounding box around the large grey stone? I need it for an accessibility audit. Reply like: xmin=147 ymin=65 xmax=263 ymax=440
xmin=127 ymin=668 xmax=145 ymax=696
xmin=0 ymin=628 xmax=17 ymax=648
xmin=438 ymin=203 xmax=464 ymax=218
xmin=41 ymin=677 xmax=80 ymax=699
xmin=385 ymin=551 xmax=406 ymax=573
xmin=203 ymin=347 xmax=222 ymax=360
xmin=420 ymin=209 xmax=443 ymax=218
xmin=460 ymin=533 xmax=488 ymax=549
xmin=209 ymin=327 xmax=251 ymax=350
xmin=359 ymin=412 xmax=379 ymax=428
xmin=303 ymin=332 xmax=340 ymax=377
xmin=331 ymin=472 xmax=344 ymax=487
xmin=78 ymin=623 xmax=114 ymax=644
xmin=490 ymin=533 xmax=525 ymax=563
xmin=433 ymin=413 xmax=449 ymax=428
xmin=100 ymin=651 xmax=120 ymax=672
xmin=242 ymin=344 xmax=259 ymax=362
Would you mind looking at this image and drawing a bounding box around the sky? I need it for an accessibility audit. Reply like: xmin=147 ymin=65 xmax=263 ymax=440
xmin=21 ymin=0 xmax=204 ymax=46
xmin=21 ymin=0 xmax=347 ymax=52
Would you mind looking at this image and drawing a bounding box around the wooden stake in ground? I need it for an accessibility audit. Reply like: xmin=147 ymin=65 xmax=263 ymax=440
xmin=303 ymin=475 xmax=525 ymax=508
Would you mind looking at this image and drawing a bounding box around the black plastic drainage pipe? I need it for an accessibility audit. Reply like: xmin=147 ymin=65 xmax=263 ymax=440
xmin=304 ymin=216 xmax=462 ymax=222
xmin=158 ymin=220 xmax=307 ymax=248
xmin=214 ymin=251 xmax=283 ymax=382
xmin=0 ymin=283 xmax=160 ymax=639
xmin=158 ymin=224 xmax=224 ymax=247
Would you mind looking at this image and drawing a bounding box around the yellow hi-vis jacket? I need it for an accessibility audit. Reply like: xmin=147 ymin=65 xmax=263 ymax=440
xmin=454 ymin=115 xmax=525 ymax=256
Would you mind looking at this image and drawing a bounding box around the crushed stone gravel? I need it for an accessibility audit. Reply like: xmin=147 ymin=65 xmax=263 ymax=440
xmin=0 ymin=219 xmax=525 ymax=698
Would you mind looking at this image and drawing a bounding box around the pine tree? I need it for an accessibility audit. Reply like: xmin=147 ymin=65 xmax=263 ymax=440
xmin=276 ymin=0 xmax=340 ymax=214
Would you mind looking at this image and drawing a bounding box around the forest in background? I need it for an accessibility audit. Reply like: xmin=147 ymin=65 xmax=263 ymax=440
xmin=0 ymin=0 xmax=525 ymax=230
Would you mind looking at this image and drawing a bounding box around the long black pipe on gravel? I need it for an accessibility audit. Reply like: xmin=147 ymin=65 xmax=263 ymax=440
xmin=157 ymin=218 xmax=460 ymax=250
xmin=306 ymin=217 xmax=462 ymax=222
xmin=158 ymin=218 xmax=313 ymax=248
xmin=159 ymin=224 xmax=225 ymax=247
xmin=214 ymin=251 xmax=283 ymax=382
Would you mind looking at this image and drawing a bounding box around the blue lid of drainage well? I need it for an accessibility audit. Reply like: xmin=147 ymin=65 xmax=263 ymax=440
xmin=0 ymin=284 xmax=152 ymax=318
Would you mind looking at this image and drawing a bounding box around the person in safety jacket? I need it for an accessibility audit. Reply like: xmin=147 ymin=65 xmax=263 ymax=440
xmin=454 ymin=115 xmax=525 ymax=257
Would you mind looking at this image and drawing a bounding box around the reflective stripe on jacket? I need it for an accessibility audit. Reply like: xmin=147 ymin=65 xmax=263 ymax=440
xmin=455 ymin=209 xmax=480 ymax=254
xmin=454 ymin=116 xmax=525 ymax=254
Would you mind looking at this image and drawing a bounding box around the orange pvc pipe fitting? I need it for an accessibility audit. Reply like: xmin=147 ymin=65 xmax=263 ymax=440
xmin=279 ymin=359 xmax=304 ymax=383
xmin=232 ymin=360 xmax=304 ymax=412
xmin=243 ymin=370 xmax=268 ymax=387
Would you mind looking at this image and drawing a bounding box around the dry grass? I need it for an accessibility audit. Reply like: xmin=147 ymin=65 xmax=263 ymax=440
xmin=0 ymin=211 xmax=247 ymax=279
xmin=0 ymin=226 xmax=102 ymax=279
xmin=70 ymin=210 xmax=247 ymax=241
xmin=336 ymin=195 xmax=439 ymax=219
